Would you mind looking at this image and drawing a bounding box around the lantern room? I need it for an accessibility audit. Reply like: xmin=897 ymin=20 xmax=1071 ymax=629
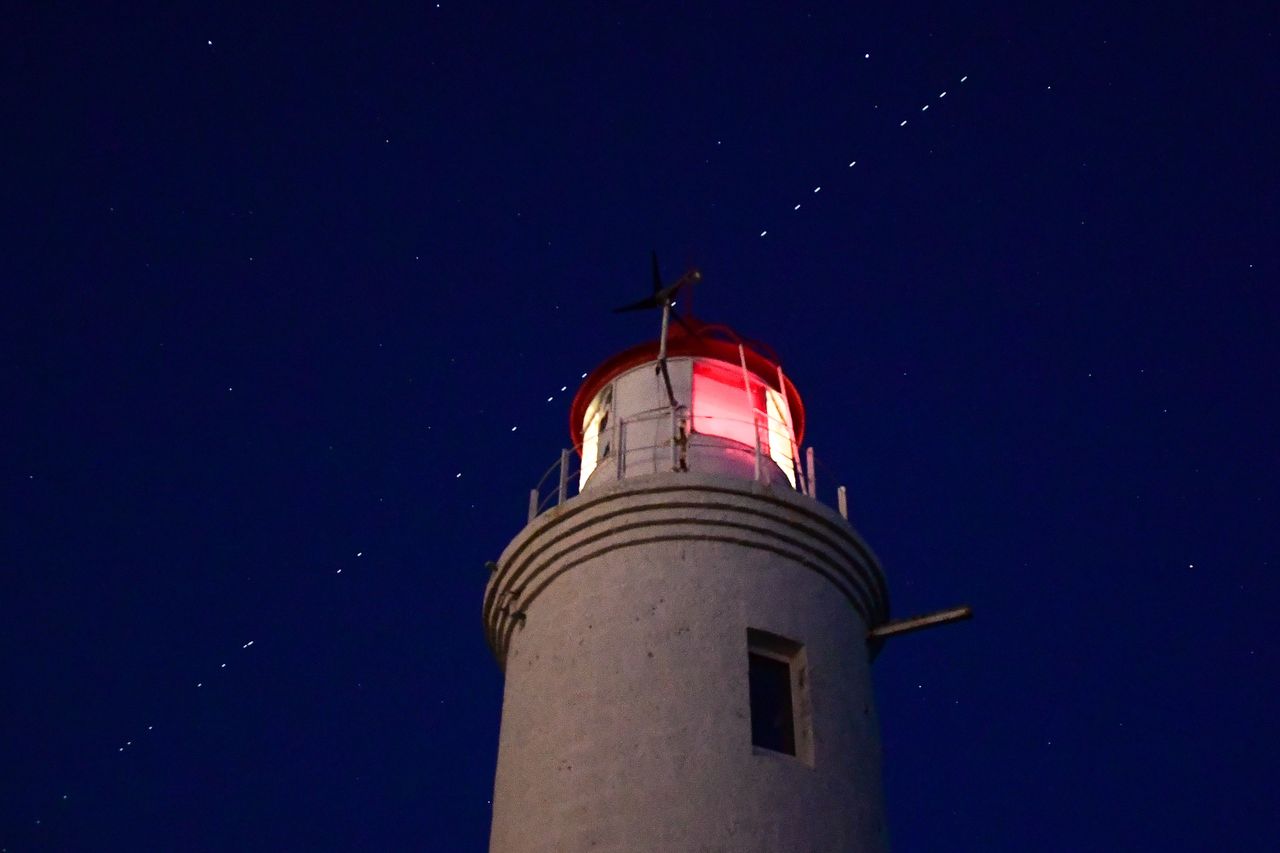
xmin=568 ymin=322 xmax=806 ymax=492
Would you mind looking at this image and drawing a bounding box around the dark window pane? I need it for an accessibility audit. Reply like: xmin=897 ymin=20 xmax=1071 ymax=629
xmin=749 ymin=652 xmax=795 ymax=755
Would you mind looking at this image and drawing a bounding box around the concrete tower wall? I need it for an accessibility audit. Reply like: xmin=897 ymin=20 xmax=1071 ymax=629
xmin=484 ymin=472 xmax=890 ymax=852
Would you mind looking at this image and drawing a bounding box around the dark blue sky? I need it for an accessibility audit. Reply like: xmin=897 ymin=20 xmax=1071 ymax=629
xmin=3 ymin=2 xmax=1276 ymax=850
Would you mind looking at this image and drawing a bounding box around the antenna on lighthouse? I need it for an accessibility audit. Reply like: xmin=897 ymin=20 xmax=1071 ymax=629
xmin=613 ymin=251 xmax=702 ymax=407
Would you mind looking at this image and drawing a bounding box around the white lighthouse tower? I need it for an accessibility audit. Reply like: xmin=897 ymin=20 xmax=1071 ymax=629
xmin=483 ymin=264 xmax=968 ymax=852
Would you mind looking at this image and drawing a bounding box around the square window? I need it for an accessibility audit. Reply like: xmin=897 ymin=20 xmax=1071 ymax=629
xmin=747 ymin=628 xmax=813 ymax=765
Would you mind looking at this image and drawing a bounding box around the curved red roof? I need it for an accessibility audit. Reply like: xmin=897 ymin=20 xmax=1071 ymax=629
xmin=568 ymin=321 xmax=806 ymax=452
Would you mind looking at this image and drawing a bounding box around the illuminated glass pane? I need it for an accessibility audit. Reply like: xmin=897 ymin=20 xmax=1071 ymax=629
xmin=766 ymin=389 xmax=797 ymax=488
xmin=691 ymin=359 xmax=767 ymax=451
xmin=578 ymin=388 xmax=610 ymax=489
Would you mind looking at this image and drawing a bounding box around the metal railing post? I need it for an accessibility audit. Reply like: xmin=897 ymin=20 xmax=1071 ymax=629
xmin=528 ymin=489 xmax=539 ymax=523
xmin=670 ymin=406 xmax=679 ymax=471
xmin=806 ymin=447 xmax=816 ymax=498
xmin=617 ymin=420 xmax=626 ymax=479
xmin=557 ymin=448 xmax=570 ymax=506
xmin=837 ymin=485 xmax=848 ymax=519
xmin=737 ymin=344 xmax=762 ymax=482
xmin=753 ymin=417 xmax=763 ymax=482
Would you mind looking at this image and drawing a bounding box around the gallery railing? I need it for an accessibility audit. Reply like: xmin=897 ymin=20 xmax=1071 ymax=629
xmin=525 ymin=409 xmax=849 ymax=524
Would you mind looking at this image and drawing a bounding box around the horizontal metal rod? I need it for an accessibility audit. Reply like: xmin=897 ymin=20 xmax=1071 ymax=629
xmin=868 ymin=605 xmax=973 ymax=640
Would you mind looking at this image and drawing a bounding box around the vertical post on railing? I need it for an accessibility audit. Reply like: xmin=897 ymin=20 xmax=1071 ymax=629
xmin=670 ymin=406 xmax=679 ymax=471
xmin=738 ymin=344 xmax=762 ymax=482
xmin=744 ymin=410 xmax=761 ymax=482
xmin=617 ymin=420 xmax=626 ymax=479
xmin=558 ymin=448 xmax=570 ymax=506
xmin=528 ymin=489 xmax=539 ymax=523
xmin=837 ymin=485 xmax=848 ymax=520
xmin=676 ymin=407 xmax=687 ymax=472
xmin=806 ymin=447 xmax=816 ymax=498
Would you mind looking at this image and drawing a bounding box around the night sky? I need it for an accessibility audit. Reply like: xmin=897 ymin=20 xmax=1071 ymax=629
xmin=4 ymin=2 xmax=1277 ymax=850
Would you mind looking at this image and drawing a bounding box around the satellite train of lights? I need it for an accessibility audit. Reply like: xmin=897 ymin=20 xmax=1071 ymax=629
xmin=758 ymin=73 xmax=969 ymax=238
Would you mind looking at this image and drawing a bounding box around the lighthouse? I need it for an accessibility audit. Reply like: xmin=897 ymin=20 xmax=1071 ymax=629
xmin=482 ymin=262 xmax=968 ymax=852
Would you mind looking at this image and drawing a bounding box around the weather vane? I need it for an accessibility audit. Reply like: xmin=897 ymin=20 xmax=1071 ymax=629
xmin=612 ymin=251 xmax=702 ymax=407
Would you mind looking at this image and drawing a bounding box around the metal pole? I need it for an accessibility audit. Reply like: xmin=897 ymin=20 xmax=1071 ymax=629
xmin=837 ymin=485 xmax=848 ymax=519
xmin=676 ymin=407 xmax=688 ymax=471
xmin=738 ymin=344 xmax=762 ymax=482
xmin=557 ymin=448 xmax=570 ymax=506
xmin=670 ymin=406 xmax=679 ymax=471
xmin=658 ymin=302 xmax=671 ymax=361
xmin=528 ymin=489 xmax=539 ymax=523
xmin=617 ymin=420 xmax=626 ymax=479
xmin=806 ymin=447 xmax=816 ymax=498
xmin=750 ymin=428 xmax=762 ymax=480
xmin=868 ymin=605 xmax=973 ymax=640
xmin=655 ymin=300 xmax=680 ymax=410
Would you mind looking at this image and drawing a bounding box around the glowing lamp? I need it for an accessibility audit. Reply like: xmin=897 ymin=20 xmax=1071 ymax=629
xmin=569 ymin=322 xmax=803 ymax=491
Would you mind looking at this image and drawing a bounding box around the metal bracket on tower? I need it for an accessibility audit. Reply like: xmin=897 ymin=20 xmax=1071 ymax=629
xmin=674 ymin=409 xmax=689 ymax=472
xmin=868 ymin=605 xmax=973 ymax=640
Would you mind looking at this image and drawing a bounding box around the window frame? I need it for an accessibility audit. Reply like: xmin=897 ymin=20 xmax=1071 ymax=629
xmin=746 ymin=627 xmax=814 ymax=766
